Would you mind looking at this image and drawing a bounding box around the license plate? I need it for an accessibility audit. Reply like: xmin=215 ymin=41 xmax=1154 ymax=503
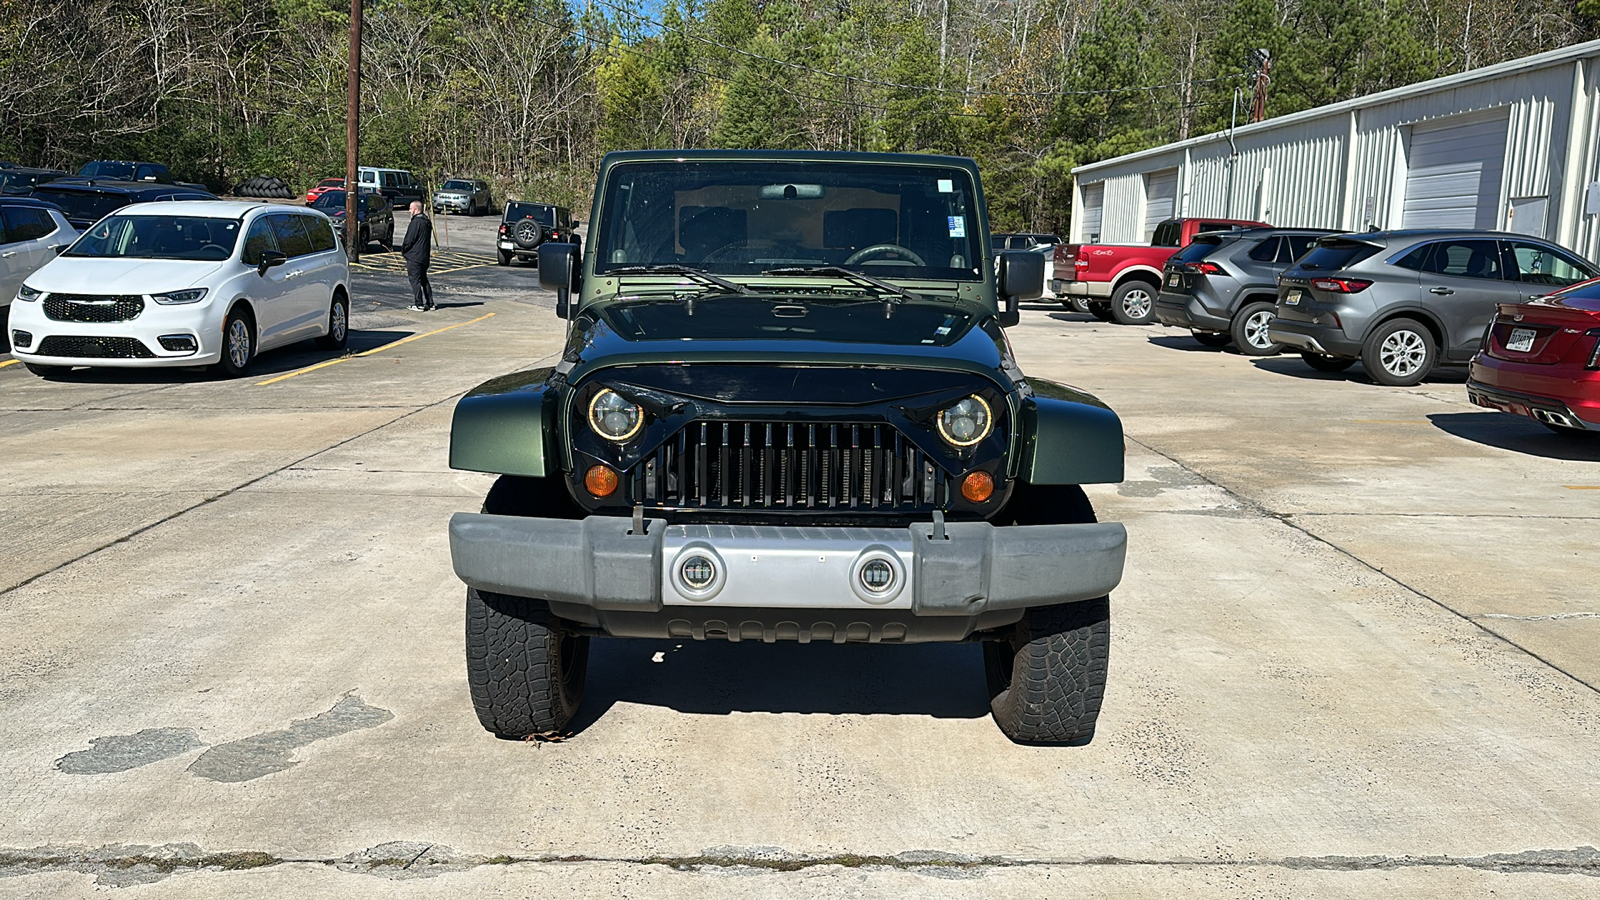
xmin=1506 ymin=327 xmax=1536 ymax=353
xmin=1285 ymin=288 xmax=1302 ymax=306
xmin=1166 ymin=273 xmax=1180 ymax=288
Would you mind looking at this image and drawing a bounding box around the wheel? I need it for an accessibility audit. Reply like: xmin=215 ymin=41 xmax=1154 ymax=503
xmin=359 ymin=226 xmax=370 ymax=250
xmin=1362 ymin=317 xmax=1435 ymax=386
xmin=985 ymin=596 xmax=1111 ymax=745
xmin=1088 ymin=302 xmax=1115 ymax=322
xmin=211 ymin=307 xmax=254 ymax=378
xmin=511 ymin=220 xmax=546 ymax=252
xmin=466 ymin=588 xmax=589 ymax=738
xmin=497 ymin=249 xmax=511 ymax=266
xmin=1109 ymin=281 xmax=1157 ymax=325
xmin=1229 ymin=301 xmax=1282 ymax=356
xmin=24 ymin=363 xmax=69 ymax=378
xmin=1300 ymin=351 xmax=1355 ymax=373
xmin=1191 ymin=330 xmax=1230 ymax=347
xmin=1062 ymin=296 xmax=1091 ymax=314
xmin=315 ymin=291 xmax=349 ymax=350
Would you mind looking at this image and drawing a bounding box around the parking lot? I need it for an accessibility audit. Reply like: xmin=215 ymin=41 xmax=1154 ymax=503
xmin=2 ymin=240 xmax=1599 ymax=897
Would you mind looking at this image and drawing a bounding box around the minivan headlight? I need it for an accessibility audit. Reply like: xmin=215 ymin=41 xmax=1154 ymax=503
xmin=937 ymin=396 xmax=993 ymax=447
xmin=151 ymin=288 xmax=209 ymax=305
xmin=17 ymin=284 xmax=42 ymax=302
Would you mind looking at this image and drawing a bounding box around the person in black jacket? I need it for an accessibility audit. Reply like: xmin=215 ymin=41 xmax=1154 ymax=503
xmin=401 ymin=201 xmax=434 ymax=311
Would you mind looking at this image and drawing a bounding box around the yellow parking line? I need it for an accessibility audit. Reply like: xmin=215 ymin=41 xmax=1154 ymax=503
xmin=1565 ymin=486 xmax=1600 ymax=491
xmin=255 ymin=311 xmax=496 ymax=386
xmin=0 ymin=359 xmax=18 ymax=370
xmin=1352 ymin=419 xmax=1429 ymax=424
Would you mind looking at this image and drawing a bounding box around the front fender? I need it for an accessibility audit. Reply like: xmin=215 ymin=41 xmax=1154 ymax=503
xmin=449 ymin=367 xmax=557 ymax=477
xmin=1018 ymin=378 xmax=1124 ymax=485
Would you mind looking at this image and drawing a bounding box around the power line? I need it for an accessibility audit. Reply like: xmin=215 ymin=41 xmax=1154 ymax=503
xmin=588 ymin=0 xmax=1248 ymax=100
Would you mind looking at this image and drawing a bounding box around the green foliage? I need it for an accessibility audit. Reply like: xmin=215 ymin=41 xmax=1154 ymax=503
xmin=712 ymin=31 xmax=806 ymax=149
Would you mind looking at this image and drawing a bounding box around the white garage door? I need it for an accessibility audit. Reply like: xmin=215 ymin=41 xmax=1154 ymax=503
xmin=1142 ymin=169 xmax=1178 ymax=240
xmin=1078 ymin=181 xmax=1104 ymax=242
xmin=1401 ymin=112 xmax=1509 ymax=230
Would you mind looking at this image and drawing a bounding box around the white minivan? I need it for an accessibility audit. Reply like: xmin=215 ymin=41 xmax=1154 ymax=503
xmin=9 ymin=201 xmax=350 ymax=378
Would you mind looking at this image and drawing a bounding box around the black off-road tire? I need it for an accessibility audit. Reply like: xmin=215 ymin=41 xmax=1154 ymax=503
xmin=497 ymin=249 xmax=511 ymax=266
xmin=511 ymin=220 xmax=546 ymax=251
xmin=1191 ymin=330 xmax=1230 ymax=347
xmin=1300 ymin=351 xmax=1356 ymax=373
xmin=466 ymin=588 xmax=590 ymax=738
xmin=1362 ymin=317 xmax=1436 ymax=386
xmin=24 ymin=362 xmax=69 ymax=378
xmin=1109 ymin=281 xmax=1158 ymax=325
xmin=986 ymin=596 xmax=1111 ymax=745
xmin=1088 ymin=302 xmax=1115 ymax=322
xmin=1230 ymin=300 xmax=1282 ymax=356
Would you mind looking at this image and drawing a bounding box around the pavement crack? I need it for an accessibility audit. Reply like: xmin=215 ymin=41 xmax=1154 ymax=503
xmin=1122 ymin=435 xmax=1600 ymax=697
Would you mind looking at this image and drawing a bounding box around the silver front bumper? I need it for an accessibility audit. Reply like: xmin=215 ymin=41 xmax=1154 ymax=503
xmin=449 ymin=513 xmax=1126 ymax=617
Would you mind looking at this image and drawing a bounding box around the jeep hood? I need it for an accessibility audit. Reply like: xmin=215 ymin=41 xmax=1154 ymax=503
xmin=562 ymin=295 xmax=1009 ymax=385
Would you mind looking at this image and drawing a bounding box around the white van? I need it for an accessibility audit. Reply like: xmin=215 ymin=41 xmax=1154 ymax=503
xmin=356 ymin=167 xmax=425 ymax=209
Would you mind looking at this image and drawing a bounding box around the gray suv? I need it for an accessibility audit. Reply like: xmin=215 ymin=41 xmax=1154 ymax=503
xmin=1155 ymin=228 xmax=1331 ymax=354
xmin=1270 ymin=231 xmax=1599 ymax=385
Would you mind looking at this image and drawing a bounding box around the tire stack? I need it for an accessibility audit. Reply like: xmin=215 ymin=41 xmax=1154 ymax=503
xmin=233 ymin=176 xmax=296 ymax=199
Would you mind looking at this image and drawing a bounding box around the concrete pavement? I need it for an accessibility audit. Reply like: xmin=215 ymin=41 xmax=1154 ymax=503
xmin=0 ymin=284 xmax=1596 ymax=896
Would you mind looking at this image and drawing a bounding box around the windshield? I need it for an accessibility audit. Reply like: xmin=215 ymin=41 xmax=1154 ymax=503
xmin=505 ymin=202 xmax=555 ymax=225
xmin=79 ymin=162 xmax=138 ymax=180
xmin=594 ymin=160 xmax=984 ymax=281
xmin=31 ymin=189 xmax=129 ymax=223
xmin=1173 ymin=238 xmax=1224 ymax=264
xmin=66 ymin=214 xmax=241 ymax=261
xmin=311 ymin=191 xmax=354 ymax=213
xmin=442 ymin=180 xmax=474 ymax=191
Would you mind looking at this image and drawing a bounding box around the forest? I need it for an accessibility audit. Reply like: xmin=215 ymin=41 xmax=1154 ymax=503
xmin=4 ymin=0 xmax=1598 ymax=232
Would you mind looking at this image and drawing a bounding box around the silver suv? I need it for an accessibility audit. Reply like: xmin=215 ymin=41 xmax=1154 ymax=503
xmin=1154 ymin=228 xmax=1331 ymax=355
xmin=1269 ymin=231 xmax=1599 ymax=385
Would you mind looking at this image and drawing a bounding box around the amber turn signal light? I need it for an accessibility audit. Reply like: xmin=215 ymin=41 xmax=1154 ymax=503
xmin=585 ymin=465 xmax=619 ymax=497
xmin=961 ymin=470 xmax=994 ymax=502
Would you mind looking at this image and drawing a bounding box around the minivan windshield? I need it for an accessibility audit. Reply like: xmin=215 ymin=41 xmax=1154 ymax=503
xmin=66 ymin=214 xmax=241 ymax=261
xmin=593 ymin=160 xmax=984 ymax=281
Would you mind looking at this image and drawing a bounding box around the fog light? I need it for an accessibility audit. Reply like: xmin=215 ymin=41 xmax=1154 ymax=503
xmin=584 ymin=465 xmax=618 ymax=497
xmin=158 ymin=334 xmax=198 ymax=353
xmin=859 ymin=559 xmax=895 ymax=594
xmin=680 ymin=555 xmax=716 ymax=590
xmin=961 ymin=471 xmax=994 ymax=502
xmin=11 ymin=330 xmax=32 ymax=349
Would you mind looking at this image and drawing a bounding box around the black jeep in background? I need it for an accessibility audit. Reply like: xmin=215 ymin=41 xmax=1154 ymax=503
xmin=495 ymin=201 xmax=576 ymax=266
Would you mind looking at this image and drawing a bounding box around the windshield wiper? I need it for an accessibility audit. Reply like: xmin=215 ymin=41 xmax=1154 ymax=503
xmin=760 ymin=265 xmax=925 ymax=304
xmin=607 ymin=265 xmax=751 ymax=295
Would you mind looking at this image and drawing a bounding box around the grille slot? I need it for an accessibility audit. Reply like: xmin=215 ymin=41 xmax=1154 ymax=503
xmin=35 ymin=336 xmax=155 ymax=359
xmin=43 ymin=294 xmax=145 ymax=323
xmin=633 ymin=421 xmax=947 ymax=511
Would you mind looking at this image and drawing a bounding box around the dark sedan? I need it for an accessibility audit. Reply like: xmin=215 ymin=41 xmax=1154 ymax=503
xmin=311 ymin=190 xmax=395 ymax=250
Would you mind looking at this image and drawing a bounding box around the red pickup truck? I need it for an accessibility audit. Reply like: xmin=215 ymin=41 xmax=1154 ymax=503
xmin=1054 ymin=217 xmax=1267 ymax=324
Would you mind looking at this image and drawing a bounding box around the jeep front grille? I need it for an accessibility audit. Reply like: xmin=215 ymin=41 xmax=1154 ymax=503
xmin=44 ymin=294 xmax=145 ymax=323
xmin=632 ymin=421 xmax=948 ymax=511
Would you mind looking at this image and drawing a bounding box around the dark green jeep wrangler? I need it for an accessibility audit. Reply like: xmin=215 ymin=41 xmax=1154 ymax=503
xmin=448 ymin=150 xmax=1127 ymax=744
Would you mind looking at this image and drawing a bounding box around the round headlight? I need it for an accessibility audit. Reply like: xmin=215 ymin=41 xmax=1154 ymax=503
xmin=936 ymin=396 xmax=993 ymax=447
xmin=587 ymin=389 xmax=644 ymax=442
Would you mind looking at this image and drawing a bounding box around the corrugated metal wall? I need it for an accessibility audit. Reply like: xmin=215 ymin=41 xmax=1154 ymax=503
xmin=1070 ymin=43 xmax=1600 ymax=262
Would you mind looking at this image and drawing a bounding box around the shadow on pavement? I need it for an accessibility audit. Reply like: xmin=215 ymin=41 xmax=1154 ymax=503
xmin=1427 ymin=412 xmax=1600 ymax=461
xmin=1045 ymin=312 xmax=1098 ymax=324
xmin=1249 ymin=356 xmax=1470 ymax=386
xmin=1147 ymin=335 xmax=1228 ymax=353
xmin=568 ymin=638 xmax=992 ymax=733
xmin=25 ymin=329 xmax=415 ymax=384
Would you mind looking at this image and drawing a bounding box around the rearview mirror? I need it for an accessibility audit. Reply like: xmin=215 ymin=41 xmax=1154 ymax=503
xmin=996 ymin=250 xmax=1044 ymax=326
xmin=256 ymin=250 xmax=288 ymax=276
xmin=539 ymin=243 xmax=579 ymax=319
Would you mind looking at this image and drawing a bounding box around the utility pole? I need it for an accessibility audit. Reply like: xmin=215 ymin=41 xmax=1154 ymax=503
xmin=1248 ymin=48 xmax=1271 ymax=124
xmin=344 ymin=0 xmax=363 ymax=263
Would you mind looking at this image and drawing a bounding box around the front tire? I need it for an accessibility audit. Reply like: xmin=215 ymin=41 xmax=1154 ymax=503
xmin=1109 ymin=281 xmax=1157 ymax=325
xmin=986 ymin=596 xmax=1111 ymax=745
xmin=1301 ymin=351 xmax=1355 ymax=373
xmin=315 ymin=291 xmax=349 ymax=350
xmin=1230 ymin=301 xmax=1282 ymax=356
xmin=466 ymin=588 xmax=589 ymax=738
xmin=211 ymin=307 xmax=255 ymax=378
xmin=1362 ymin=317 xmax=1436 ymax=386
xmin=1088 ymin=302 xmax=1115 ymax=322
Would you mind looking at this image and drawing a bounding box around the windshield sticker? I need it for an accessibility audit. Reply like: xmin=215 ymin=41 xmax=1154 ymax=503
xmin=937 ymin=179 xmax=954 ymax=193
xmin=948 ymin=216 xmax=966 ymax=238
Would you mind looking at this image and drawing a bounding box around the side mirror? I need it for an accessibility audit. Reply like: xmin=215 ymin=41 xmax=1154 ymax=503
xmin=256 ymin=250 xmax=288 ymax=276
xmin=539 ymin=242 xmax=579 ymax=319
xmin=996 ymin=250 xmax=1044 ymax=327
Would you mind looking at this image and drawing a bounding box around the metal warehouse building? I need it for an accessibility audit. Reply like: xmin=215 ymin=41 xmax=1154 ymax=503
xmin=1070 ymin=39 xmax=1600 ymax=262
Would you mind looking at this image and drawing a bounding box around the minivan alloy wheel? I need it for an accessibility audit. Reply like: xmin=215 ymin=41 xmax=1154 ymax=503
xmin=226 ymin=318 xmax=251 ymax=369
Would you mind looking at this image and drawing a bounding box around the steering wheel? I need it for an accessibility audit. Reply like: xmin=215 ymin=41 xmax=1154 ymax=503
xmin=200 ymin=244 xmax=229 ymax=257
xmin=844 ymin=243 xmax=926 ymax=266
